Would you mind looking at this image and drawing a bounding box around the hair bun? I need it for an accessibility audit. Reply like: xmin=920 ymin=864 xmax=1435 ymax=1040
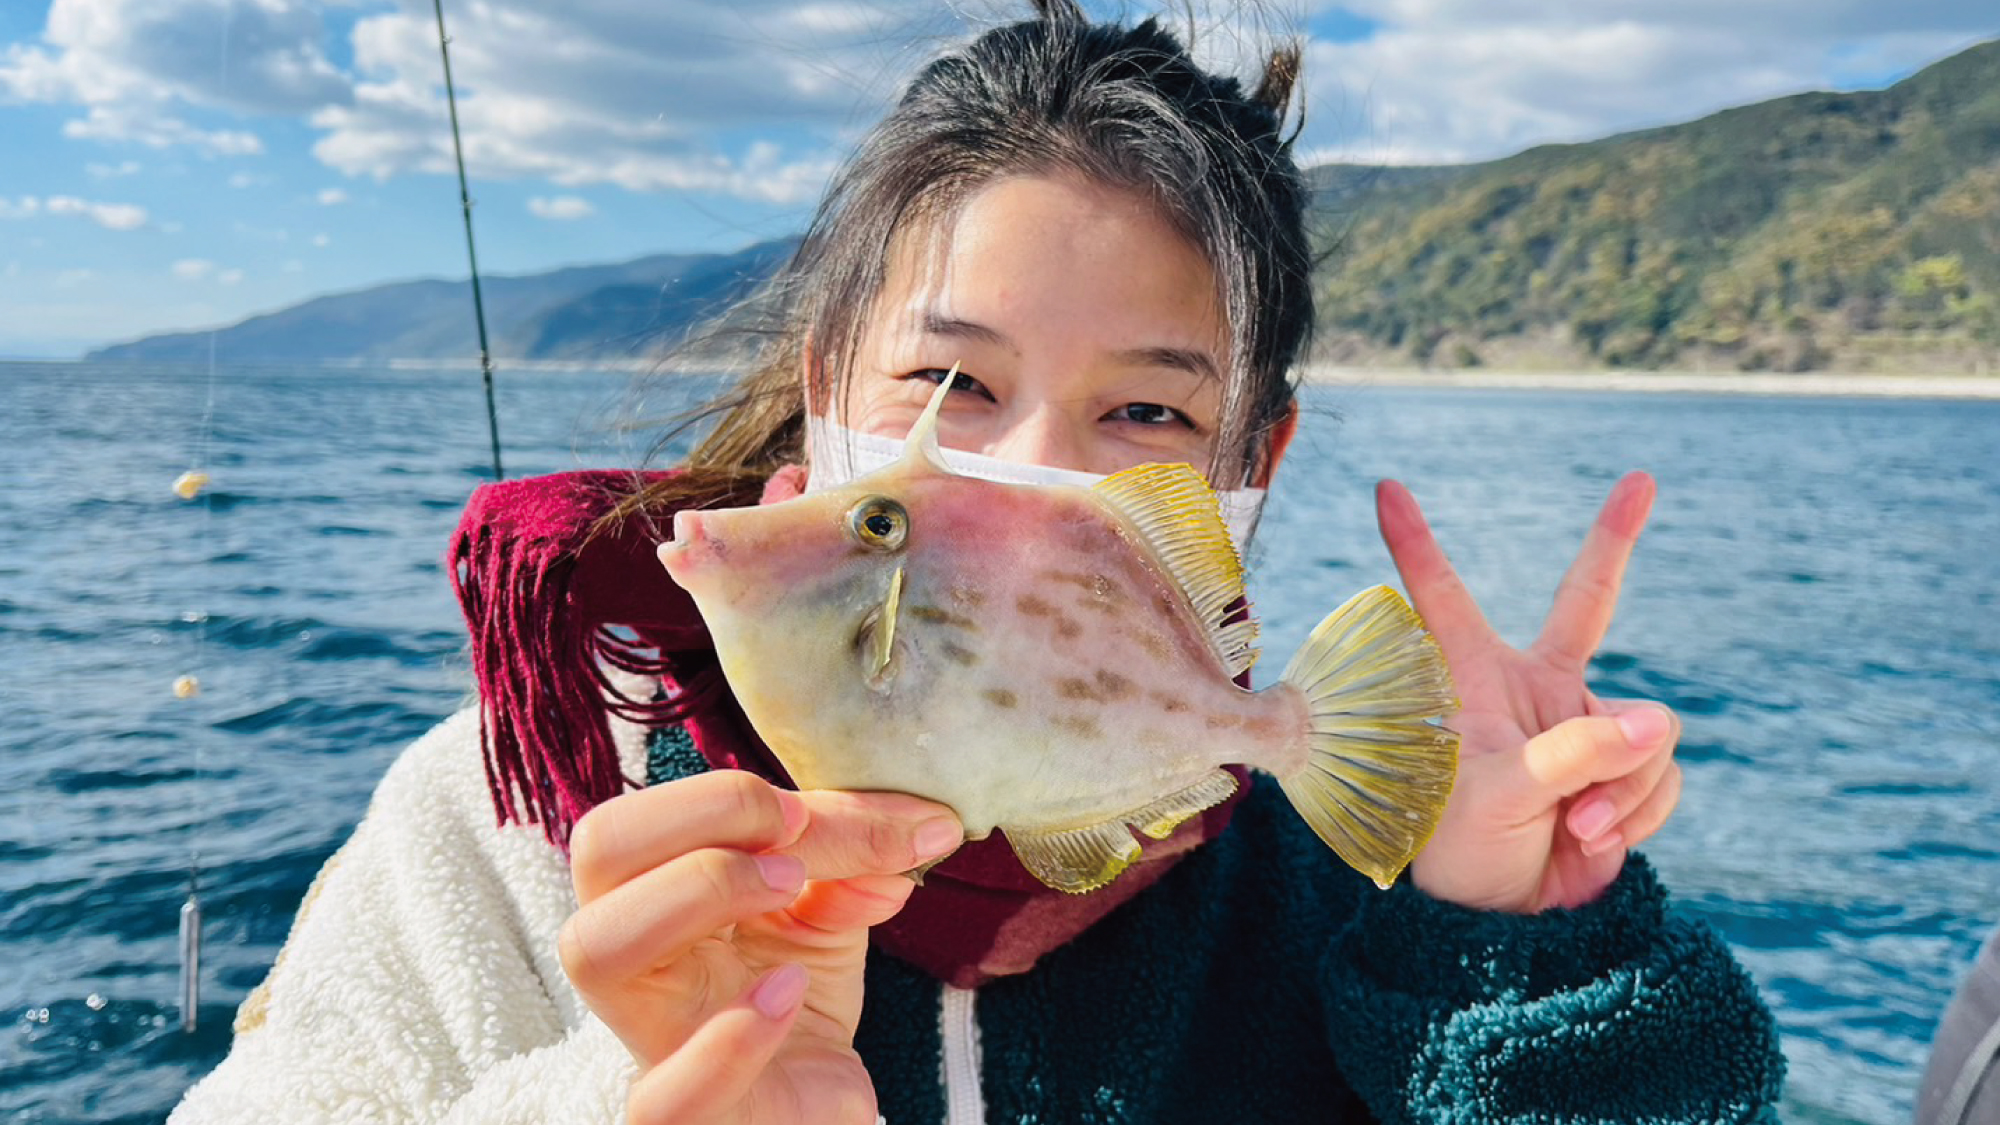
xmin=1031 ymin=0 xmax=1086 ymax=24
xmin=1252 ymin=43 xmax=1301 ymax=116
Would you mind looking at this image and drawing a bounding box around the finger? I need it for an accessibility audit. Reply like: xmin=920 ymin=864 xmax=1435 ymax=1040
xmin=627 ymin=964 xmax=808 ymax=1125
xmin=571 ymin=770 xmax=809 ymax=905
xmin=1564 ymin=744 xmax=1677 ymax=846
xmin=778 ymin=790 xmax=963 ymax=881
xmin=560 ymin=847 xmax=808 ymax=989
xmin=1519 ymin=703 xmax=1679 ymax=799
xmin=1374 ymin=479 xmax=1498 ymax=655
xmin=1532 ymin=472 xmax=1656 ymax=672
xmin=775 ymin=875 xmax=918 ymax=943
xmin=1598 ymin=761 xmax=1683 ymax=853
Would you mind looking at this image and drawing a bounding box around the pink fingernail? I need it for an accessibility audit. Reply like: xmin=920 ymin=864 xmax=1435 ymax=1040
xmin=1616 ymin=706 xmax=1669 ymax=749
xmin=1580 ymin=831 xmax=1625 ymax=858
xmin=772 ymin=788 xmax=808 ymax=839
xmin=756 ymin=854 xmax=806 ymax=893
xmin=1571 ymin=799 xmax=1617 ymax=841
xmin=751 ymin=964 xmax=808 ymax=1020
xmin=914 ymin=818 xmax=962 ymax=861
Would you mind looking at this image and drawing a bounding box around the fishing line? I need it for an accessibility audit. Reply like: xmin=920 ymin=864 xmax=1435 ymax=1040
xmin=431 ymin=0 xmax=505 ymax=481
xmin=167 ymin=1 xmax=237 ymax=1038
xmin=169 ymin=334 xmax=222 ymax=1035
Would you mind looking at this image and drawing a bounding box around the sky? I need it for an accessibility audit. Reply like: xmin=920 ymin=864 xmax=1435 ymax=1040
xmin=0 ymin=0 xmax=1993 ymax=358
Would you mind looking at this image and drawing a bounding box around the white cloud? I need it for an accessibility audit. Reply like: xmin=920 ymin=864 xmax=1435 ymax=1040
xmin=0 ymin=197 xmax=42 ymax=219
xmin=217 ymin=267 xmax=245 ymax=285
xmin=3 ymin=0 xmax=1991 ymax=212
xmin=527 ymin=195 xmax=594 ymax=220
xmin=304 ymin=0 xmax=949 ymax=203
xmin=41 ymin=195 xmax=150 ymax=229
xmin=316 ymin=186 xmax=349 ymax=205
xmin=171 ymin=258 xmax=215 ymax=280
xmin=59 ymin=103 xmax=264 ymax=154
xmin=227 ymin=171 xmax=269 ymax=188
xmin=86 ymin=159 xmax=141 ymax=178
xmin=0 ymin=0 xmax=351 ymax=155
xmin=311 ymin=232 xmax=330 ymax=247
xmin=282 ymin=258 xmax=304 ymax=272
xmin=55 ymin=268 xmax=94 ymax=287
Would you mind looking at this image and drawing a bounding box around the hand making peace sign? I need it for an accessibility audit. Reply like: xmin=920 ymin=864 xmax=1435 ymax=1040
xmin=1376 ymin=471 xmax=1684 ymax=914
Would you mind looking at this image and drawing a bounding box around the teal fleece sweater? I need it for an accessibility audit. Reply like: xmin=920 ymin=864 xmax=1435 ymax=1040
xmin=647 ymin=726 xmax=1785 ymax=1124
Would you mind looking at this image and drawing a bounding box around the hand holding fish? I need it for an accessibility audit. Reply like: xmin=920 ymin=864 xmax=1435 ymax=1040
xmin=558 ymin=771 xmax=961 ymax=1124
xmin=1378 ymin=471 xmax=1684 ymax=914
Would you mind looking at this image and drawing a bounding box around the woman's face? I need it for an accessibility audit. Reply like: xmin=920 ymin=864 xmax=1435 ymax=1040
xmin=832 ymin=174 xmax=1292 ymax=486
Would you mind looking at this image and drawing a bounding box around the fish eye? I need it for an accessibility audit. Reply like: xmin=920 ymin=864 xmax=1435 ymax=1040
xmin=847 ymin=496 xmax=909 ymax=552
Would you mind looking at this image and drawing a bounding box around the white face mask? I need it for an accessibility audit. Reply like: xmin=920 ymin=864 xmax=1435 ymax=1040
xmin=803 ymin=412 xmax=1268 ymax=553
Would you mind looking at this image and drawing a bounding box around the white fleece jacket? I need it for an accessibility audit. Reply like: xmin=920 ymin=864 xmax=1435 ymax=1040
xmin=169 ymin=702 xmax=646 ymax=1124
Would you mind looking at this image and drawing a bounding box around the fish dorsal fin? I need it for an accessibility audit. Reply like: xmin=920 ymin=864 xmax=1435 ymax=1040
xmin=899 ymin=361 xmax=960 ymax=474
xmin=1092 ymin=463 xmax=1259 ymax=677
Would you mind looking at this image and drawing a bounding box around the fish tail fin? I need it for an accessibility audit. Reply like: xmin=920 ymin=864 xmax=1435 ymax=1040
xmin=1275 ymin=585 xmax=1458 ymax=889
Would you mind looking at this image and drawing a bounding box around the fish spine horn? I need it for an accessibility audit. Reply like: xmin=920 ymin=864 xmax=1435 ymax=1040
xmin=1274 ymin=585 xmax=1459 ymax=889
xmin=900 ymin=361 xmax=960 ymax=471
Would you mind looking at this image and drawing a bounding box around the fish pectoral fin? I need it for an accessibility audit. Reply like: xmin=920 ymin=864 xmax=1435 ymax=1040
xmin=856 ymin=566 xmax=906 ymax=691
xmin=872 ymin=565 xmax=905 ymax=679
xmin=1008 ymin=769 xmax=1239 ymax=894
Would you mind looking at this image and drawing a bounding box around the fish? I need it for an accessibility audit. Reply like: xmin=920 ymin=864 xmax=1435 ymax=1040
xmin=656 ymin=372 xmax=1459 ymax=893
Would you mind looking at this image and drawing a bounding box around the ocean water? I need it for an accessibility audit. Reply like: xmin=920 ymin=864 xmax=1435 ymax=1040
xmin=2 ymin=362 xmax=1996 ymax=1124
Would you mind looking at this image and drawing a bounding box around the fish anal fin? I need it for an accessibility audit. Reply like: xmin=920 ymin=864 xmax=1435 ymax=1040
xmin=1007 ymin=769 xmax=1239 ymax=893
xmin=1091 ymin=463 xmax=1258 ymax=676
xmin=1007 ymin=821 xmax=1142 ymax=895
xmin=1130 ymin=768 xmax=1239 ymax=839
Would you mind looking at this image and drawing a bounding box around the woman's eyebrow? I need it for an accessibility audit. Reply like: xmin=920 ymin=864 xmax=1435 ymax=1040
xmin=921 ymin=311 xmax=1218 ymax=382
xmin=922 ymin=312 xmax=1017 ymax=354
xmin=1113 ymin=346 xmax=1220 ymax=383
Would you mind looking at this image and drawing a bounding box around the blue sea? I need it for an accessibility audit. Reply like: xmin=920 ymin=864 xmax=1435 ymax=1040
xmin=2 ymin=362 xmax=1996 ymax=1124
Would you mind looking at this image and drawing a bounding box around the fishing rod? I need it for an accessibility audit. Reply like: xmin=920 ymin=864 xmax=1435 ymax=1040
xmin=431 ymin=0 xmax=505 ymax=480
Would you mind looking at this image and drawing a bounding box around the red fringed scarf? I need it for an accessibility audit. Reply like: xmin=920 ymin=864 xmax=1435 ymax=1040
xmin=448 ymin=467 xmax=1247 ymax=988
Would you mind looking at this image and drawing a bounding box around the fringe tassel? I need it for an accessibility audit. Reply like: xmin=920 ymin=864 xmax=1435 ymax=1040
xmin=448 ymin=471 xmax=717 ymax=849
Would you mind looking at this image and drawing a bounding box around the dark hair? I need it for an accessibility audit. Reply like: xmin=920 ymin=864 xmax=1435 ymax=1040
xmin=612 ymin=0 xmax=1312 ymax=524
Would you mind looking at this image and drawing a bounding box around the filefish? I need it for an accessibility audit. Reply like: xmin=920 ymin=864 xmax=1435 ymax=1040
xmin=657 ymin=376 xmax=1459 ymax=892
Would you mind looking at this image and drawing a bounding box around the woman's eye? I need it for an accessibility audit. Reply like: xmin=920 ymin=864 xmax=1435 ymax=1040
xmin=1108 ymin=402 xmax=1195 ymax=429
xmin=910 ymin=368 xmax=994 ymax=400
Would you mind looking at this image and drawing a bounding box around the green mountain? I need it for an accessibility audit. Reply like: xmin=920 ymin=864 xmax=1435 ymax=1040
xmin=87 ymin=38 xmax=2000 ymax=372
xmin=1311 ymin=37 xmax=2000 ymax=371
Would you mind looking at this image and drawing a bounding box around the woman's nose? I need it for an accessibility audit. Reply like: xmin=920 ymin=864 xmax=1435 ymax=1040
xmin=979 ymin=405 xmax=1097 ymax=474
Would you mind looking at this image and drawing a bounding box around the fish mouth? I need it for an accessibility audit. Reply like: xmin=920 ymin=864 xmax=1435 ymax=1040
xmin=656 ymin=510 xmax=709 ymax=582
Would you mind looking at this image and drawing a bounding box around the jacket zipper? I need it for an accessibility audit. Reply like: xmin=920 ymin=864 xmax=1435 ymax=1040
xmin=939 ymin=984 xmax=986 ymax=1125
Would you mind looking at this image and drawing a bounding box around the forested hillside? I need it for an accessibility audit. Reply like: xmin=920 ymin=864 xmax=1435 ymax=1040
xmin=1311 ymin=38 xmax=2000 ymax=371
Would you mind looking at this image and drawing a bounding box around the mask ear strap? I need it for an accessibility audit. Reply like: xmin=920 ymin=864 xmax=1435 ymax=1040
xmin=802 ymin=414 xmax=911 ymax=496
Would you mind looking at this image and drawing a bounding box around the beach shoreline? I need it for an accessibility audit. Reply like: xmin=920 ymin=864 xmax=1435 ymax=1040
xmin=1297 ymin=365 xmax=2000 ymax=399
xmin=11 ymin=356 xmax=2000 ymax=398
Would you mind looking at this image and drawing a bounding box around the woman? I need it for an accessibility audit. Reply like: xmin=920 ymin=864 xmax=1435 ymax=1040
xmin=171 ymin=3 xmax=1784 ymax=1122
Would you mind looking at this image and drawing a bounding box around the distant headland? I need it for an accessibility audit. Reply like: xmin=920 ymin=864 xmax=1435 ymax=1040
xmin=86 ymin=39 xmax=2000 ymax=380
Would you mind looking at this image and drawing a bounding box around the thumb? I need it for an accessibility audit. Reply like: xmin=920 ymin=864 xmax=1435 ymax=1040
xmin=1519 ymin=704 xmax=1675 ymax=798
